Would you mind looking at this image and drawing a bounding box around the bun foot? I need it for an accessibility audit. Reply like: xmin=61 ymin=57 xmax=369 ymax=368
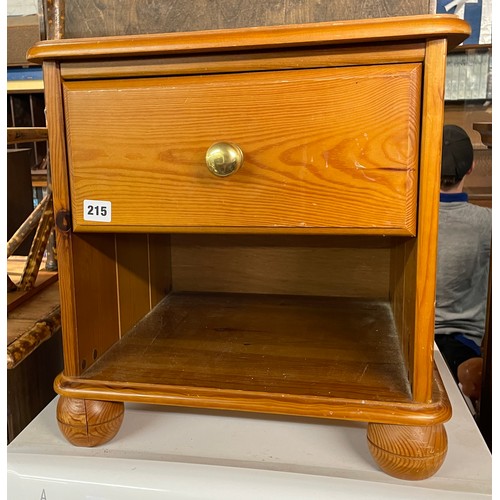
xmin=56 ymin=396 xmax=124 ymax=447
xmin=367 ymin=422 xmax=447 ymax=480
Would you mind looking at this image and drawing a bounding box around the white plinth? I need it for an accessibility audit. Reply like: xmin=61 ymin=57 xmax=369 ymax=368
xmin=7 ymin=348 xmax=492 ymax=499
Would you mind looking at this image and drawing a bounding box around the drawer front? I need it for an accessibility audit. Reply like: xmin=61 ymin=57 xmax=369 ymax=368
xmin=64 ymin=64 xmax=421 ymax=233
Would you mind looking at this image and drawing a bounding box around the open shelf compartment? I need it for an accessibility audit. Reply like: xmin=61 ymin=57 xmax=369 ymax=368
xmin=55 ymin=230 xmax=438 ymax=418
xmin=81 ymin=292 xmax=412 ymax=403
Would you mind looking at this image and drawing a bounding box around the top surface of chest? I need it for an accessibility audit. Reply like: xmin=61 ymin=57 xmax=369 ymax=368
xmin=27 ymin=15 xmax=469 ymax=63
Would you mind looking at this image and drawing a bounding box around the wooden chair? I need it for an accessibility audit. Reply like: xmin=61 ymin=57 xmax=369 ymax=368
xmin=7 ymin=127 xmax=56 ymax=297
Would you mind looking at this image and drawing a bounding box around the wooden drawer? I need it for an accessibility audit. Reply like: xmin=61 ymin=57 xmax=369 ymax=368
xmin=65 ymin=63 xmax=421 ymax=234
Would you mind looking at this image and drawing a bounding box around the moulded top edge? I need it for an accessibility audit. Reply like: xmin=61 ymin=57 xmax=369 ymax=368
xmin=27 ymin=14 xmax=470 ymax=64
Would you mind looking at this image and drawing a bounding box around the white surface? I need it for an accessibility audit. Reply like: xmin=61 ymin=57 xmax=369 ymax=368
xmin=7 ymin=349 xmax=492 ymax=499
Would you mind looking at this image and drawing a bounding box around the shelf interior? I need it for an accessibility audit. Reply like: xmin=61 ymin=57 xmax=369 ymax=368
xmin=82 ymin=292 xmax=412 ymax=403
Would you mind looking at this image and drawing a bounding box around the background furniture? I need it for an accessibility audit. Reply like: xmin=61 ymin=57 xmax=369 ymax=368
xmin=7 ymin=273 xmax=62 ymax=443
xmin=7 ymin=11 xmax=58 ymax=443
xmin=7 ymin=148 xmax=35 ymax=256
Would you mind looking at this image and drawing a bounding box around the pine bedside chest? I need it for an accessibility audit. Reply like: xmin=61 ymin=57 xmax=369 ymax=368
xmin=27 ymin=15 xmax=470 ymax=480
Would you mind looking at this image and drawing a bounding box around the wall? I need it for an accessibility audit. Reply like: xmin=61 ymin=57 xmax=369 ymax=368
xmin=9 ymin=0 xmax=435 ymax=38
xmin=7 ymin=0 xmax=37 ymax=16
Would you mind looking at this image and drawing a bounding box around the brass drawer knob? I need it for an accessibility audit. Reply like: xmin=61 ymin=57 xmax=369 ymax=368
xmin=205 ymin=142 xmax=244 ymax=177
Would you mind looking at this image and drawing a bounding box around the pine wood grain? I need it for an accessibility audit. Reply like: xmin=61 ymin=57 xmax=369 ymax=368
xmin=367 ymin=422 xmax=448 ymax=480
xmin=148 ymin=233 xmax=172 ymax=308
xmin=56 ymin=396 xmax=124 ymax=447
xmin=65 ymin=64 xmax=420 ymax=233
xmin=55 ymin=354 xmax=452 ymax=426
xmin=42 ymin=61 xmax=81 ymax=375
xmin=28 ymin=15 xmax=469 ymax=63
xmin=72 ymin=233 xmax=120 ymax=373
xmin=33 ymin=17 xmax=466 ymax=465
xmin=171 ymin=234 xmax=391 ymax=298
xmin=59 ymin=44 xmax=426 ymax=80
xmin=410 ymin=39 xmax=448 ymax=402
xmin=80 ymin=292 xmax=411 ymax=402
xmin=115 ymin=234 xmax=150 ymax=335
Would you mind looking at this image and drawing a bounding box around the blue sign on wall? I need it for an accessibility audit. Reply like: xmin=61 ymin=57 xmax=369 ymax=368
xmin=436 ymin=0 xmax=491 ymax=45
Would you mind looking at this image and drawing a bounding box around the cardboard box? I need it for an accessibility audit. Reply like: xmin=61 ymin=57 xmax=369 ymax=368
xmin=8 ymin=15 xmax=41 ymax=66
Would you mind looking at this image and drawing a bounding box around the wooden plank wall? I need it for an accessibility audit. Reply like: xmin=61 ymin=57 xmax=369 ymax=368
xmin=62 ymin=0 xmax=433 ymax=38
xmin=8 ymin=329 xmax=63 ymax=443
xmin=171 ymin=235 xmax=391 ymax=299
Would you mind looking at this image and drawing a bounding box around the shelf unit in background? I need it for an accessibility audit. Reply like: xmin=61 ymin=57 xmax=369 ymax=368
xmin=7 ymin=69 xmax=48 ymax=208
xmin=445 ymin=46 xmax=491 ymax=102
xmin=444 ymin=43 xmax=492 ymax=208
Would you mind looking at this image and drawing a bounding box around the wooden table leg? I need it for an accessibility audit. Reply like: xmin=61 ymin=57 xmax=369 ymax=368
xmin=56 ymin=396 xmax=124 ymax=447
xmin=367 ymin=422 xmax=448 ymax=480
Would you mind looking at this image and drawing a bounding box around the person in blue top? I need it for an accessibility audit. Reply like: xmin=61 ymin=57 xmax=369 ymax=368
xmin=434 ymin=124 xmax=491 ymax=383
